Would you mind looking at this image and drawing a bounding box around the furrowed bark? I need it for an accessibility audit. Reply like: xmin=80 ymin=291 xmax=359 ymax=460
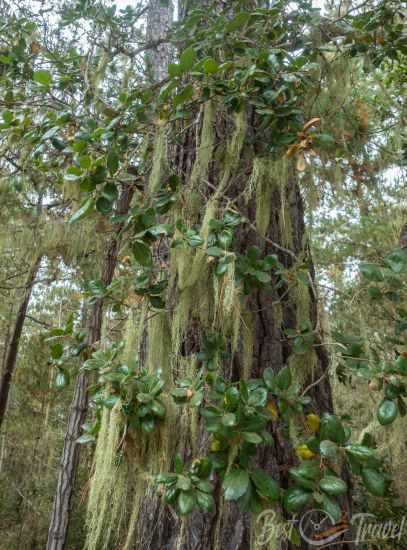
xmin=46 ymin=185 xmax=134 ymax=550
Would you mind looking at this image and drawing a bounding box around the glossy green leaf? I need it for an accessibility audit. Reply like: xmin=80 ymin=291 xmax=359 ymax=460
xmin=361 ymin=468 xmax=386 ymax=497
xmin=33 ymin=70 xmax=52 ymax=86
xmin=377 ymin=399 xmax=398 ymax=425
xmin=251 ymin=468 xmax=280 ymax=501
xmin=179 ymin=46 xmax=196 ymax=72
xmin=319 ymin=476 xmax=347 ymax=496
xmin=178 ymin=490 xmax=196 ymax=515
xmin=68 ymin=197 xmax=94 ymax=224
xmin=132 ymin=241 xmax=153 ymax=267
xmin=223 ymin=469 xmax=249 ymax=500
xmin=283 ymin=487 xmax=312 ymax=513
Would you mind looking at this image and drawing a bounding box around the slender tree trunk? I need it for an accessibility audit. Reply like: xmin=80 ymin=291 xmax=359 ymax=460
xmin=0 ymin=254 xmax=42 ymax=431
xmin=46 ymin=185 xmax=134 ymax=550
xmin=147 ymin=0 xmax=173 ymax=82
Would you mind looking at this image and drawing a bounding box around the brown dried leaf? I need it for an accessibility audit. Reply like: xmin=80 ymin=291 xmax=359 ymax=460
xmin=303 ymin=117 xmax=321 ymax=132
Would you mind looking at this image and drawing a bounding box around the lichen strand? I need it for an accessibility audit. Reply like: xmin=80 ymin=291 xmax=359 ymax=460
xmin=288 ymin=271 xmax=317 ymax=387
xmin=214 ymin=109 xmax=247 ymax=200
xmin=85 ymin=402 xmax=128 ymax=550
xmin=146 ymin=311 xmax=172 ymax=383
xmin=188 ymin=100 xmax=215 ymax=194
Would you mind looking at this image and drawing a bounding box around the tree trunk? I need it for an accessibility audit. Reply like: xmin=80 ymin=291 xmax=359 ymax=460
xmin=0 ymin=254 xmax=42 ymax=431
xmin=129 ymin=114 xmax=352 ymax=549
xmin=46 ymin=185 xmax=134 ymax=550
xmin=89 ymin=3 xmax=353 ymax=550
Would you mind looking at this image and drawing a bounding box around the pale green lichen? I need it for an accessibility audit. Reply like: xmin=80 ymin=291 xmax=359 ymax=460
xmin=86 ymin=402 xmax=128 ymax=550
xmin=148 ymin=126 xmax=167 ymax=194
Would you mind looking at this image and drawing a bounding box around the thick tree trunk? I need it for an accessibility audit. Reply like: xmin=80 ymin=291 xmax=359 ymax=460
xmin=0 ymin=254 xmax=42 ymax=431
xmin=46 ymin=185 xmax=134 ymax=550
xmin=93 ymin=3 xmax=352 ymax=550
xmin=129 ymin=108 xmax=352 ymax=548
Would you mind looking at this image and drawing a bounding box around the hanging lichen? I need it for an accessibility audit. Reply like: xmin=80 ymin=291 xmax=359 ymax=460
xmin=146 ymin=311 xmax=172 ymax=383
xmin=187 ymin=100 xmax=215 ymax=205
xmin=86 ymin=402 xmax=128 ymax=550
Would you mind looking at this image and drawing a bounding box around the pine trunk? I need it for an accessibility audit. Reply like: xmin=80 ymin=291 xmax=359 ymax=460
xmin=46 ymin=185 xmax=134 ymax=550
xmin=87 ymin=3 xmax=353 ymax=549
xmin=128 ymin=113 xmax=352 ymax=549
xmin=0 ymin=254 xmax=42 ymax=431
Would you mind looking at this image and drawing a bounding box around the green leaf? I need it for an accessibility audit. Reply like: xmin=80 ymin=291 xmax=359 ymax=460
xmin=168 ymin=63 xmax=182 ymax=78
xmin=360 ymin=263 xmax=384 ymax=282
xmin=226 ymin=12 xmax=250 ymax=32
xmin=384 ymin=249 xmax=406 ymax=273
xmin=55 ymin=371 xmax=68 ymax=388
xmin=275 ymin=366 xmax=292 ymax=391
xmin=141 ymin=417 xmax=155 ymax=433
xmin=321 ymin=494 xmax=341 ymax=523
xmin=132 ymin=241 xmax=153 ymax=267
xmin=173 ymin=84 xmax=194 ymax=107
xmin=222 ymin=412 xmax=237 ymax=427
xmin=197 ymin=480 xmax=213 ymax=493
xmin=263 ymin=367 xmax=275 ymax=389
xmin=107 ymin=148 xmax=119 ymax=175
xmin=175 ymin=453 xmax=183 ymax=474
xmin=223 ymin=468 xmax=249 ymax=500
xmin=251 ymin=469 xmax=280 ymax=501
xmin=242 ymin=432 xmax=263 ymax=444
xmin=177 ymin=475 xmax=192 ymax=491
xmin=361 ymin=468 xmax=386 ymax=497
xmin=102 ymin=182 xmax=118 ymax=202
xmin=196 ymin=490 xmax=215 ymax=511
xmin=179 ymin=46 xmax=196 ymax=72
xmin=96 ymin=196 xmax=113 ymax=214
xmin=164 ymin=486 xmax=178 ymax=503
xmin=396 ymin=355 xmax=407 ymax=375
xmin=254 ymin=271 xmax=271 ymax=284
xmin=68 ymin=197 xmax=94 ymax=224
xmin=320 ymin=414 xmax=346 ymax=444
xmin=185 ymin=231 xmax=204 ymax=247
xmin=3 ymin=110 xmax=13 ymax=124
xmin=178 ymin=490 xmax=196 ymax=515
xmin=345 ymin=444 xmax=377 ymax=464
xmin=33 ymin=70 xmax=52 ymax=87
xmin=283 ymin=487 xmax=312 ymax=513
xmin=377 ymin=399 xmax=398 ymax=425
xmin=79 ymin=155 xmax=91 ymax=170
xmin=289 ymin=470 xmax=316 ymax=491
xmin=206 ymin=246 xmax=225 ymax=257
xmin=104 ymin=395 xmax=120 ymax=409
xmin=51 ymin=343 xmax=63 ymax=359
xmin=320 ymin=440 xmax=339 ymax=458
xmin=151 ymin=399 xmax=166 ymax=419
xmin=203 ymin=57 xmax=220 ymax=74
xmin=319 ymin=476 xmax=347 ymax=496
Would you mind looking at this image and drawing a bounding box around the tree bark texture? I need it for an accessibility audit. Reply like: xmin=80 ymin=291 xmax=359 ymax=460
xmin=46 ymin=185 xmax=134 ymax=550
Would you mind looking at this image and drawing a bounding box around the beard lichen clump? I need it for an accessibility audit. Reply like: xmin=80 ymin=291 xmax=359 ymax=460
xmin=86 ymin=402 xmax=128 ymax=550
